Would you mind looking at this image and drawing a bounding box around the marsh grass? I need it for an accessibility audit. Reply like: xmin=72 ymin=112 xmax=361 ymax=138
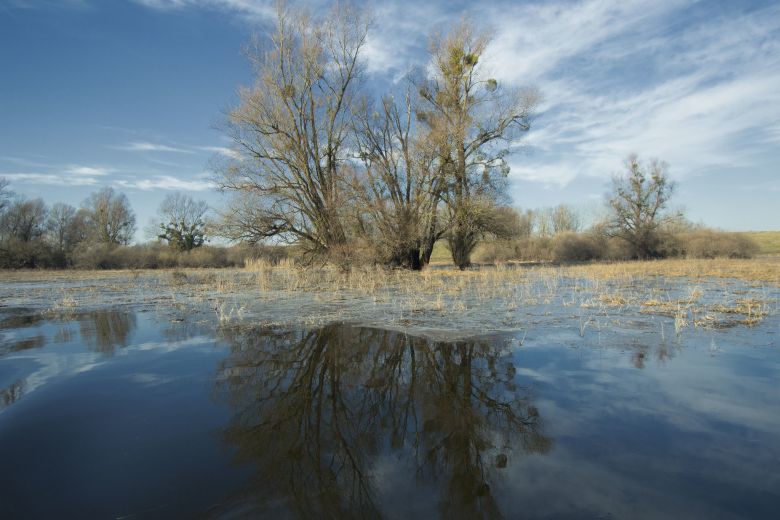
xmin=2 ymin=258 xmax=776 ymax=336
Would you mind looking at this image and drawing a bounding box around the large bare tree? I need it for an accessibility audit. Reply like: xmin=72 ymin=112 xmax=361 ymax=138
xmin=416 ymin=21 xmax=538 ymax=269
xmin=606 ymin=154 xmax=678 ymax=259
xmin=351 ymin=91 xmax=445 ymax=269
xmin=217 ymin=3 xmax=369 ymax=260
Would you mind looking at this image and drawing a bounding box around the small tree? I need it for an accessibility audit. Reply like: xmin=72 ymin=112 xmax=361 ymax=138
xmin=82 ymin=187 xmax=136 ymax=245
xmin=606 ymin=154 xmax=678 ymax=259
xmin=157 ymin=193 xmax=209 ymax=251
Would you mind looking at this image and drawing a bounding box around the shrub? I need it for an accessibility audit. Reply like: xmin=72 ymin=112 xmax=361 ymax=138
xmin=552 ymin=232 xmax=606 ymax=262
xmin=678 ymin=230 xmax=758 ymax=259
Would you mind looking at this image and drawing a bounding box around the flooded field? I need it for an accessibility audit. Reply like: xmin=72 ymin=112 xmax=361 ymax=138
xmin=1 ymin=262 xmax=779 ymax=518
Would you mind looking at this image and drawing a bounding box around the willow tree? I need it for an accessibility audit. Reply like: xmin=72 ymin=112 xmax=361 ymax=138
xmin=606 ymin=154 xmax=678 ymax=259
xmin=217 ymin=3 xmax=369 ymax=261
xmin=416 ymin=22 xmax=538 ymax=269
xmin=351 ymin=91 xmax=445 ymax=269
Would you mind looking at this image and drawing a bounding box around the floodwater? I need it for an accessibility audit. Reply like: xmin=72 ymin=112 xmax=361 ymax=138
xmin=1 ymin=304 xmax=779 ymax=519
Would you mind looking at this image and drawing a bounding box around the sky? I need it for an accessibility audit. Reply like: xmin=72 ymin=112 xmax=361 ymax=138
xmin=1 ymin=0 xmax=778 ymax=240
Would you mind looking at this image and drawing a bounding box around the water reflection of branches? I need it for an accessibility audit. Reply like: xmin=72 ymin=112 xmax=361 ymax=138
xmin=0 ymin=379 xmax=25 ymax=412
xmin=79 ymin=311 xmax=136 ymax=355
xmin=214 ymin=324 xmax=552 ymax=519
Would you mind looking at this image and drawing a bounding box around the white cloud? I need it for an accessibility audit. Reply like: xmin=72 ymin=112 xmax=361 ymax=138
xmin=0 ymin=172 xmax=101 ymax=186
xmin=476 ymin=0 xmax=780 ymax=187
xmin=114 ymin=141 xmax=194 ymax=153
xmin=1 ymin=164 xmax=113 ymax=186
xmin=200 ymin=146 xmax=242 ymax=160
xmin=132 ymin=0 xmax=274 ymax=21
xmin=64 ymin=165 xmax=113 ymax=176
xmin=116 ymin=175 xmax=213 ymax=191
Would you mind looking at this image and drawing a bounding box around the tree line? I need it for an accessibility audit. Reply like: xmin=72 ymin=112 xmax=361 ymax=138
xmin=0 ymin=182 xmax=213 ymax=268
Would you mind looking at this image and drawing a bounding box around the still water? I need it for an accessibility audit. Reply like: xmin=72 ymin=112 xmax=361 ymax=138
xmin=1 ymin=308 xmax=779 ymax=519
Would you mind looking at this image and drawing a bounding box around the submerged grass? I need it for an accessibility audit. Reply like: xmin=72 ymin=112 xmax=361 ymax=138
xmin=1 ymin=258 xmax=777 ymax=337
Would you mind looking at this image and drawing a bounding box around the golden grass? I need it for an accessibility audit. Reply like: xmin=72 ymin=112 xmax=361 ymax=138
xmin=553 ymin=258 xmax=780 ymax=284
xmin=1 ymin=257 xmax=776 ymax=333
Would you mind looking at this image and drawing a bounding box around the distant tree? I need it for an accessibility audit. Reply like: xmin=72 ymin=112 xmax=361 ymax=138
xmin=606 ymin=154 xmax=679 ymax=259
xmin=82 ymin=187 xmax=136 ymax=245
xmin=46 ymin=202 xmax=77 ymax=252
xmin=0 ymin=196 xmax=50 ymax=267
xmin=217 ymin=3 xmax=369 ymax=260
xmin=68 ymin=208 xmax=95 ymax=245
xmin=550 ymin=204 xmax=581 ymax=234
xmin=0 ymin=178 xmax=11 ymax=214
xmin=515 ymin=208 xmax=535 ymax=238
xmin=156 ymin=193 xmax=209 ymax=251
xmin=1 ymin=197 xmax=47 ymax=242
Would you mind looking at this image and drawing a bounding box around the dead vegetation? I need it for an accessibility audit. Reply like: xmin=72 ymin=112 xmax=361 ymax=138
xmin=1 ymin=258 xmax=776 ymax=336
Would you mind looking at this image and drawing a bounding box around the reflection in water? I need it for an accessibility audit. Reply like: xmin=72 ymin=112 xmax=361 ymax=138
xmin=79 ymin=311 xmax=137 ymax=355
xmin=0 ymin=379 xmax=25 ymax=412
xmin=0 ymin=309 xmax=138 ymax=412
xmin=215 ymin=324 xmax=551 ymax=519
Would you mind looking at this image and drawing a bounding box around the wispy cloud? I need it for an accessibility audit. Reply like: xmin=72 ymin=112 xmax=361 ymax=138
xmin=473 ymin=0 xmax=780 ymax=187
xmin=113 ymin=141 xmax=195 ymax=153
xmin=0 ymin=172 xmax=100 ymax=186
xmin=64 ymin=165 xmax=113 ymax=176
xmin=116 ymin=175 xmax=213 ymax=191
xmin=131 ymin=0 xmax=274 ymax=21
xmin=199 ymin=145 xmax=241 ymax=160
xmin=1 ymin=163 xmax=114 ymax=186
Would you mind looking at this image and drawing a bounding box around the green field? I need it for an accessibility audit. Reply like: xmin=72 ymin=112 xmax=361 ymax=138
xmin=740 ymin=231 xmax=780 ymax=256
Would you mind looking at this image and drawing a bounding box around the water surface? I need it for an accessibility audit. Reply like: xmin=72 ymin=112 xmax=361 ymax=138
xmin=1 ymin=307 xmax=779 ymax=519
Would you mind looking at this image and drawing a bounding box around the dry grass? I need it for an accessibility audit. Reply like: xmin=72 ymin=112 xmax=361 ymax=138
xmin=1 ymin=258 xmax=777 ymax=335
xmin=553 ymin=258 xmax=780 ymax=284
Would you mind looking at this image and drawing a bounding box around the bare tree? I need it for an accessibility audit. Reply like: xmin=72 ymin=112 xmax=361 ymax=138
xmin=82 ymin=187 xmax=136 ymax=245
xmin=0 ymin=178 xmax=11 ymax=215
xmin=416 ymin=21 xmax=538 ymax=269
xmin=0 ymin=197 xmax=48 ymax=243
xmin=217 ymin=3 xmax=369 ymax=261
xmin=606 ymin=154 xmax=679 ymax=259
xmin=156 ymin=193 xmax=209 ymax=251
xmin=536 ymin=204 xmax=581 ymax=236
xmin=351 ymin=91 xmax=445 ymax=269
xmin=551 ymin=204 xmax=580 ymax=234
xmin=46 ymin=202 xmax=77 ymax=252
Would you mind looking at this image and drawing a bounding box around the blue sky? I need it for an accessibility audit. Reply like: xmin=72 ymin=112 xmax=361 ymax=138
xmin=1 ymin=0 xmax=778 ymax=238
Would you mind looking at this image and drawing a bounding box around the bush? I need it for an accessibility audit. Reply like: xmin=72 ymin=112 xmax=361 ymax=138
xmin=552 ymin=232 xmax=606 ymax=262
xmin=678 ymin=230 xmax=758 ymax=259
xmin=66 ymin=242 xmax=286 ymax=270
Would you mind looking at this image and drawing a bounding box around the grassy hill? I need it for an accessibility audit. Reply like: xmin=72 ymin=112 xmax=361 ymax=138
xmin=739 ymin=231 xmax=780 ymax=256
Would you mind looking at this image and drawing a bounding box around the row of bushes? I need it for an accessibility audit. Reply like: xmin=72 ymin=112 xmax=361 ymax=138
xmin=473 ymin=229 xmax=759 ymax=264
xmin=0 ymin=229 xmax=759 ymax=270
xmin=0 ymin=241 xmax=292 ymax=270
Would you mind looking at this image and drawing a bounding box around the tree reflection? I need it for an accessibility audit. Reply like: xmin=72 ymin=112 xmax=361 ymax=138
xmin=78 ymin=311 xmax=136 ymax=355
xmin=0 ymin=379 xmax=25 ymax=412
xmin=214 ymin=324 xmax=551 ymax=519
